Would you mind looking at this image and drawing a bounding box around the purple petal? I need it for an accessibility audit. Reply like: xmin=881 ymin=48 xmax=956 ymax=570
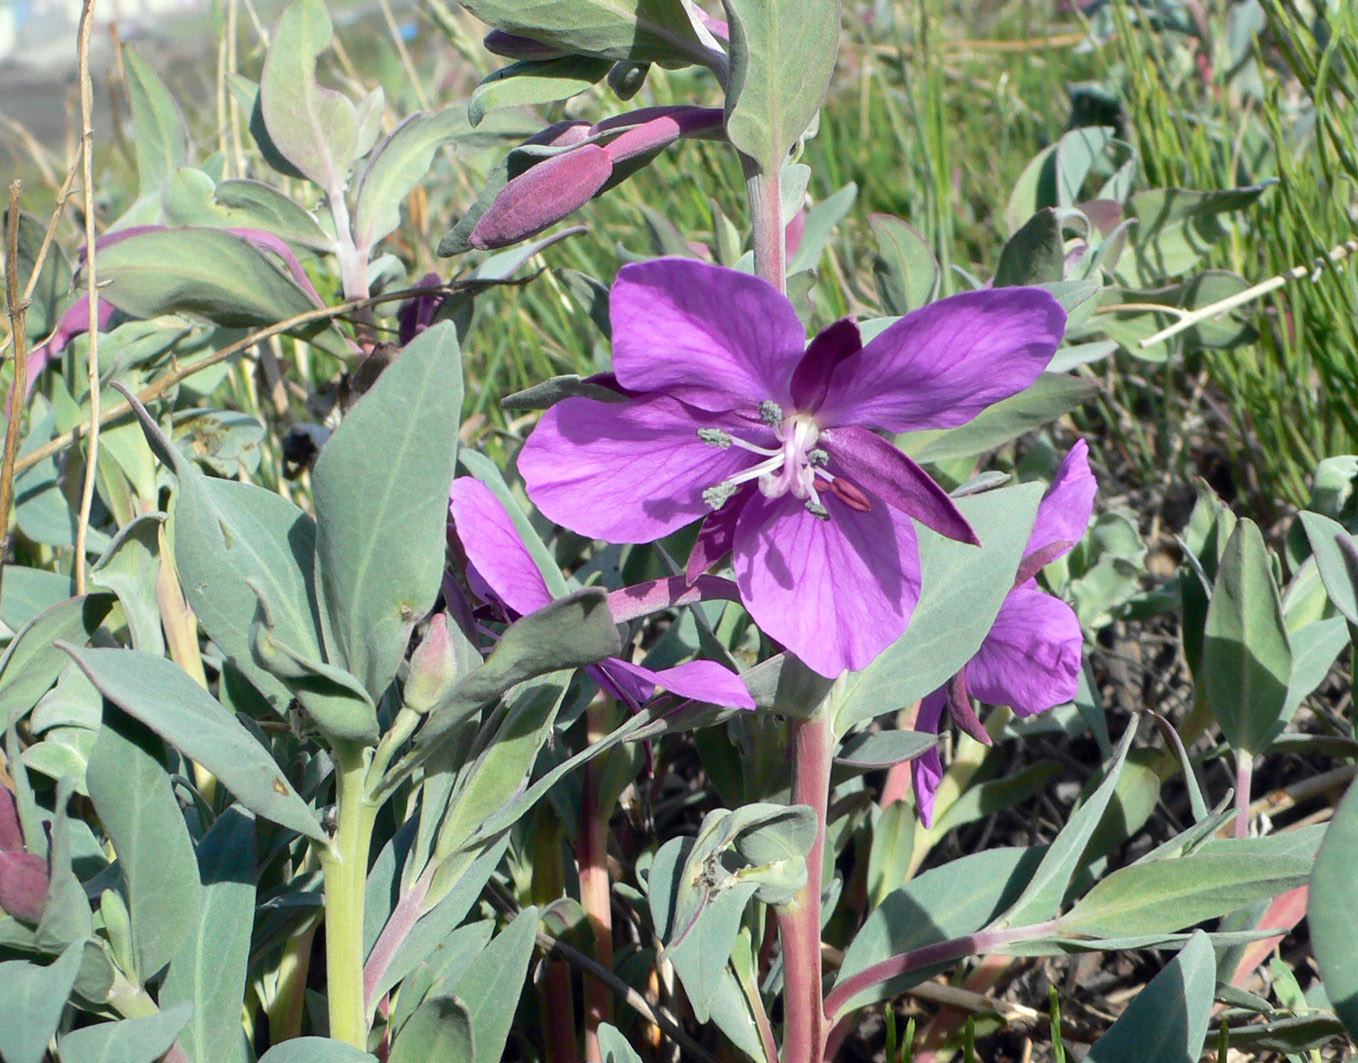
xmin=609 ymin=259 xmax=806 ymax=411
xmin=686 ymin=486 xmax=751 ymax=583
xmin=471 ymin=146 xmax=614 ymax=250
xmin=732 ymin=491 xmax=921 ymax=677
xmin=0 ymin=786 xmax=22 ymax=851
xmin=0 ymin=850 xmax=48 ymax=923
xmin=519 ymin=395 xmax=761 ymax=543
xmin=822 ymin=425 xmax=978 ymax=544
xmin=449 ymin=477 xmax=553 ymax=616
xmin=815 ymin=288 xmax=1066 ymax=433
xmin=1026 ymin=439 xmax=1096 ymax=562
xmin=790 ymin=318 xmax=861 ymax=412
xmin=911 ymin=687 xmax=948 ymax=828
xmin=593 ymin=657 xmax=753 ymax=710
xmin=965 ymin=587 xmax=1083 ymax=717
xmin=398 ymin=272 xmax=444 ymax=346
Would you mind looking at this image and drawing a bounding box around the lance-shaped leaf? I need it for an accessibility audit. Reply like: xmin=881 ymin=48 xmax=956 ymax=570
xmin=260 ymin=0 xmax=358 ymax=190
xmin=721 ymin=0 xmax=840 ymax=172
xmin=160 ymin=808 xmax=256 ymax=1063
xmin=1310 ymin=777 xmax=1358 ymax=1040
xmin=89 ymin=514 xmax=166 ymax=655
xmin=0 ymin=942 xmax=85 ymax=1063
xmin=353 ymin=108 xmax=471 ymax=253
xmin=468 ymin=56 xmax=612 ymax=129
xmin=1058 ymin=847 xmax=1314 ymax=938
xmin=120 ymin=386 xmax=327 ymax=719
xmin=57 ymin=1002 xmax=193 ymax=1063
xmin=1300 ymin=510 xmax=1358 ymax=625
xmin=123 ymin=48 xmax=190 ymax=195
xmin=61 ymin=645 xmax=326 ymax=842
xmin=389 ymin=994 xmax=474 ymax=1063
xmin=1203 ymin=519 xmax=1293 ymax=756
xmin=86 ymin=711 xmax=201 ymax=982
xmin=0 ymin=594 xmax=113 ymax=726
xmin=1083 ymin=931 xmax=1214 ymax=1063
xmin=89 ymin=227 xmax=348 ymax=356
xmin=258 ymin=1040 xmax=378 ymax=1063
xmin=311 ymin=321 xmax=463 ymax=701
xmin=993 ymin=725 xmax=1136 ymax=929
xmin=458 ymin=0 xmax=715 ymax=65
xmin=444 ymin=907 xmax=537 ymax=1063
xmin=834 ymin=482 xmax=1043 ymax=732
xmin=414 ymin=590 xmax=622 ymax=749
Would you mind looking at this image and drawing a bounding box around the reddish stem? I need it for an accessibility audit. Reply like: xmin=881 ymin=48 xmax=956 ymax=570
xmin=777 ymin=714 xmax=832 ymax=1063
xmin=1234 ymin=752 xmax=1253 ymax=839
xmin=580 ymin=699 xmax=614 ymax=1061
xmin=362 ymin=865 xmax=433 ymax=1011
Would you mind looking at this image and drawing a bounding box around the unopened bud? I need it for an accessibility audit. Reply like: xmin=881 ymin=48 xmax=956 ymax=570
xmin=470 ymin=145 xmax=614 ymax=250
xmin=405 ymin=613 xmax=460 ymax=714
xmin=483 ymin=30 xmax=568 ymax=61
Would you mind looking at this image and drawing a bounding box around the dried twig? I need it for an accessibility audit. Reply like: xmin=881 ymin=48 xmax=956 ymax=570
xmin=1 ymin=183 xmax=31 ymax=577
xmin=11 ymin=279 xmax=485 ymax=479
xmin=74 ymin=0 xmax=100 ymax=593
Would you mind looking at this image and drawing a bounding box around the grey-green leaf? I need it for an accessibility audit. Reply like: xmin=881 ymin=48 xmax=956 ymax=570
xmin=160 ymin=808 xmax=257 ymax=1063
xmin=312 ymin=322 xmax=463 ymax=701
xmin=0 ymin=594 xmax=113 ymax=726
xmin=1083 ymin=932 xmax=1214 ymax=1063
xmin=86 ymin=712 xmax=201 ymax=981
xmin=388 ymin=994 xmax=474 ymax=1063
xmin=0 ymin=942 xmax=84 ymax=1063
xmin=354 ymin=109 xmax=471 ymax=252
xmin=1300 ymin=510 xmax=1358 ymax=625
xmin=1310 ymin=776 xmax=1358 ymax=1040
xmin=61 ymin=645 xmax=326 ymax=841
xmin=458 ymin=0 xmax=714 ymax=65
xmin=449 ymin=906 xmax=537 ymax=1063
xmin=721 ymin=0 xmax=840 ymax=172
xmin=835 ymin=483 xmax=1043 ymax=731
xmin=57 ymin=1001 xmax=193 ymax=1063
xmin=1203 ymin=519 xmax=1293 ymax=756
xmin=869 ymin=213 xmax=940 ymax=315
xmin=257 ymin=1038 xmax=379 ymax=1063
xmin=259 ymin=0 xmax=358 ymax=189
xmin=123 ymin=48 xmax=190 ymax=195
xmin=468 ymin=56 xmax=612 ymax=128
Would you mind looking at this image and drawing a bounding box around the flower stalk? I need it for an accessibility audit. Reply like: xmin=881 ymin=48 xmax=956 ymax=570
xmin=580 ymin=698 xmax=616 ymax=1061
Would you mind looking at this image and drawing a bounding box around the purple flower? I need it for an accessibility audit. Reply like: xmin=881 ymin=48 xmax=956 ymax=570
xmin=518 ymin=258 xmax=1067 ymax=678
xmin=449 ymin=475 xmax=754 ymax=711
xmin=912 ymin=441 xmax=1097 ymax=826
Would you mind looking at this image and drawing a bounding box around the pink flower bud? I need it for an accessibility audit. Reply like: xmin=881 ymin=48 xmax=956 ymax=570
xmin=470 ymin=145 xmax=614 ymax=250
xmin=405 ymin=613 xmax=461 ymax=714
xmin=0 ymin=851 xmax=49 ymax=924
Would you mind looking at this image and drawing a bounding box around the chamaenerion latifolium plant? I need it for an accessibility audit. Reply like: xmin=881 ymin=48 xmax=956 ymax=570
xmin=3 ymin=1 xmax=1358 ymax=1062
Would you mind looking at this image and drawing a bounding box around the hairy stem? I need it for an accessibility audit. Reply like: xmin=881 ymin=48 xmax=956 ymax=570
xmin=1234 ymin=751 xmax=1254 ymax=839
xmin=746 ymin=162 xmax=786 ymax=294
xmin=320 ymin=745 xmax=378 ymax=1048
xmin=777 ymin=713 xmax=832 ymax=1063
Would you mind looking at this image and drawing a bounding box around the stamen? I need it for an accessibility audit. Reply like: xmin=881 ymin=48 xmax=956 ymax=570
xmin=702 ymin=482 xmax=740 ymax=509
xmin=805 ymin=500 xmax=829 ymax=520
xmin=729 ymin=435 xmax=780 ymax=457
xmin=828 ymin=476 xmax=872 ymax=512
xmin=807 ymin=448 xmax=829 ymax=466
xmin=698 ymin=428 xmax=732 ymax=448
xmin=759 ymin=400 xmax=784 ymax=427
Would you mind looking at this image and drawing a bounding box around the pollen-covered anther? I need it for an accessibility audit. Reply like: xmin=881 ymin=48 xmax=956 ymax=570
xmin=828 ymin=476 xmax=872 ymax=512
xmin=698 ymin=427 xmax=732 ymax=448
xmin=758 ymin=400 xmax=784 ymax=427
xmin=703 ymin=481 xmax=739 ymax=509
xmin=805 ymin=500 xmax=829 ymax=520
xmin=807 ymin=448 xmax=829 ymax=466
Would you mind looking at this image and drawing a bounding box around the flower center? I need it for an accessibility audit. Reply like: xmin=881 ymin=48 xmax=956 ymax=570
xmin=698 ymin=407 xmax=835 ymax=518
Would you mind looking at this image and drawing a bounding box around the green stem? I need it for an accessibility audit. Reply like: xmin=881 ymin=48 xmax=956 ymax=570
xmin=320 ymin=744 xmax=378 ymax=1049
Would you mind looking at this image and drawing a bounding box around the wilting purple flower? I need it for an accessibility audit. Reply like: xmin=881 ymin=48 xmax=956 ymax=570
xmin=471 ymin=107 xmax=725 ymax=249
xmin=449 ymin=476 xmax=754 ymax=711
xmin=0 ymin=783 xmax=49 ymax=925
xmin=398 ymin=272 xmax=446 ymax=346
xmin=518 ymin=259 xmax=1066 ymax=678
xmin=912 ymin=441 xmax=1097 ymax=826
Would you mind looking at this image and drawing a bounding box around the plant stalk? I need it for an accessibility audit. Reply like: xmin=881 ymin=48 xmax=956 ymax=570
xmin=746 ymin=163 xmax=786 ymax=295
xmin=777 ymin=713 xmax=832 ymax=1063
xmin=580 ymin=698 xmax=615 ymax=1061
xmin=320 ymin=745 xmax=378 ymax=1049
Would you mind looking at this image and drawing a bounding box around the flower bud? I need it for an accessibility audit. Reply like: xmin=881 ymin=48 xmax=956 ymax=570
xmin=470 ymin=145 xmax=614 ymax=250
xmin=405 ymin=613 xmax=461 ymax=714
xmin=483 ymin=29 xmax=569 ymax=61
xmin=0 ymin=851 xmax=49 ymax=924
